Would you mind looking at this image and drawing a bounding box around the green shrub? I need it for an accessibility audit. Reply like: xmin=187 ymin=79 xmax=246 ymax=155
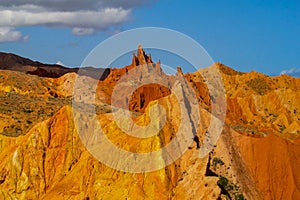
xmin=218 ymin=176 xmax=228 ymax=188
xmin=235 ymin=194 xmax=245 ymax=200
xmin=213 ymin=157 xmax=224 ymax=167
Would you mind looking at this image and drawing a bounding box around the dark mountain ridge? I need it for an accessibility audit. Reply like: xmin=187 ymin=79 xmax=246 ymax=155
xmin=0 ymin=52 xmax=110 ymax=80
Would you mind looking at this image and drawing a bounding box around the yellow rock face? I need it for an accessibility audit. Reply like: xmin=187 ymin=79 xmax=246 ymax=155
xmin=0 ymin=101 xmax=219 ymax=199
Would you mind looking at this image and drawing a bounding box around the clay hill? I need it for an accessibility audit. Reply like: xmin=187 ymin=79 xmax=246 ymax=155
xmin=0 ymin=45 xmax=299 ymax=200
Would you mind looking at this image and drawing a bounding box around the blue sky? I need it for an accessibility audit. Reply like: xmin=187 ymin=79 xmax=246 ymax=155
xmin=0 ymin=0 xmax=299 ymax=76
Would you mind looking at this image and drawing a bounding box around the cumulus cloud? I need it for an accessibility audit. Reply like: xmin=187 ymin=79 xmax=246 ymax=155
xmin=0 ymin=7 xmax=130 ymax=29
xmin=280 ymin=68 xmax=300 ymax=77
xmin=0 ymin=0 xmax=154 ymax=42
xmin=0 ymin=27 xmax=28 ymax=42
xmin=0 ymin=0 xmax=153 ymax=11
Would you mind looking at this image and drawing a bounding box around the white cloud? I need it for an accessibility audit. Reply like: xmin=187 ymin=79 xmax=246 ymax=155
xmin=0 ymin=0 xmax=153 ymax=11
xmin=72 ymin=28 xmax=95 ymax=36
xmin=0 ymin=27 xmax=28 ymax=42
xmin=0 ymin=7 xmax=130 ymax=30
xmin=0 ymin=0 xmax=154 ymax=41
xmin=280 ymin=68 xmax=300 ymax=77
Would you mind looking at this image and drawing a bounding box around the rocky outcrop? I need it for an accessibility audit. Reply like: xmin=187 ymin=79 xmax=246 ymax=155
xmin=133 ymin=44 xmax=153 ymax=66
xmin=218 ymin=62 xmax=300 ymax=141
xmin=104 ymin=45 xmax=172 ymax=112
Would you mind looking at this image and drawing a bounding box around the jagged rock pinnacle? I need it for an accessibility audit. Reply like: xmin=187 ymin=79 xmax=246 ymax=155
xmin=177 ymin=66 xmax=183 ymax=75
xmin=131 ymin=44 xmax=153 ymax=67
xmin=137 ymin=44 xmax=147 ymax=65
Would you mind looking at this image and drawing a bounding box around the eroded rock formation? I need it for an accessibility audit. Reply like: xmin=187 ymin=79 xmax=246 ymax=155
xmin=0 ymin=46 xmax=299 ymax=199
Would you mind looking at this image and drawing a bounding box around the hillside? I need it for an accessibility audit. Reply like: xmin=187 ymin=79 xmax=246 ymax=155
xmin=0 ymin=46 xmax=299 ymax=199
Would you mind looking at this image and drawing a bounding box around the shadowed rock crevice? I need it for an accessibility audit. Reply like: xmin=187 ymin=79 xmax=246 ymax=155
xmin=205 ymin=153 xmax=218 ymax=177
xmin=193 ymin=135 xmax=200 ymax=149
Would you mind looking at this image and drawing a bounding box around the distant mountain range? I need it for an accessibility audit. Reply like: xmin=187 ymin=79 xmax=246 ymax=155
xmin=0 ymin=52 xmax=110 ymax=80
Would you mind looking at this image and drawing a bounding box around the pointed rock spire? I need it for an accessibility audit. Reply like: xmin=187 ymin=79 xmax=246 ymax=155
xmin=131 ymin=44 xmax=154 ymax=67
xmin=177 ymin=66 xmax=183 ymax=75
xmin=137 ymin=44 xmax=147 ymax=65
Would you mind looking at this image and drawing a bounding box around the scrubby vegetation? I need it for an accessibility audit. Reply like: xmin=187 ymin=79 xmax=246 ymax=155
xmin=246 ymin=78 xmax=271 ymax=95
xmin=0 ymin=92 xmax=69 ymax=137
xmin=218 ymin=175 xmax=245 ymax=200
